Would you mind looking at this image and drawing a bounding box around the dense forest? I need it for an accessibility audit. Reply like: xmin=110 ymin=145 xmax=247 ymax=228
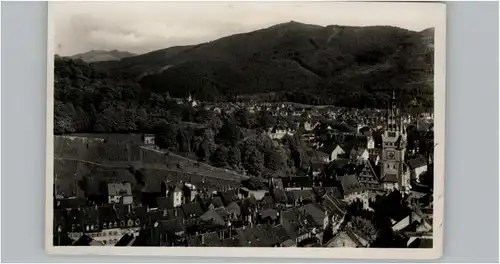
xmin=54 ymin=56 xmax=321 ymax=177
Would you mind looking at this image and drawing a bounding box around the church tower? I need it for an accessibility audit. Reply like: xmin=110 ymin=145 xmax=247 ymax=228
xmin=380 ymin=91 xmax=407 ymax=191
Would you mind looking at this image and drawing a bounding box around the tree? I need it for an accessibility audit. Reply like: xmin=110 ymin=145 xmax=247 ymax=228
xmin=234 ymin=108 xmax=252 ymax=129
xmin=217 ymin=118 xmax=242 ymax=146
xmin=154 ymin=122 xmax=180 ymax=151
xmin=241 ymin=145 xmax=265 ymax=176
xmin=227 ymin=146 xmax=241 ymax=168
xmin=210 ymin=146 xmax=229 ymax=167
xmin=257 ymin=111 xmax=276 ymax=131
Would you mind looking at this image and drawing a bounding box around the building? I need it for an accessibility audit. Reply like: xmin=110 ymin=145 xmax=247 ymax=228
xmin=142 ymin=134 xmax=155 ymax=146
xmin=106 ymin=182 xmax=133 ymax=205
xmin=407 ymin=156 xmax=429 ymax=183
xmin=356 ymin=161 xmax=381 ymax=191
xmin=380 ymin=91 xmax=408 ymax=191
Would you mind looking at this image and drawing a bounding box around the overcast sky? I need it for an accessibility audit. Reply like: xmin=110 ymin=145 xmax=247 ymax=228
xmin=52 ymin=1 xmax=443 ymax=56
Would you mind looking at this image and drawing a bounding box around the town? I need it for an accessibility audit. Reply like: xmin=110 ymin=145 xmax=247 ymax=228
xmin=53 ymin=91 xmax=434 ymax=248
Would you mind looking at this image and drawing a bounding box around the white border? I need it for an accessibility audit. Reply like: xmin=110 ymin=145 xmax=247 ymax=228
xmin=44 ymin=1 xmax=447 ymax=260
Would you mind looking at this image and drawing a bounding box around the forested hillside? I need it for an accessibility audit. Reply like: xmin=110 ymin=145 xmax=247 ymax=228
xmin=94 ymin=22 xmax=434 ymax=108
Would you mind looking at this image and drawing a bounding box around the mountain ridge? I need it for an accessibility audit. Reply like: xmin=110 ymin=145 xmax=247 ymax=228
xmin=91 ymin=22 xmax=434 ymax=108
xmin=68 ymin=49 xmax=137 ymax=63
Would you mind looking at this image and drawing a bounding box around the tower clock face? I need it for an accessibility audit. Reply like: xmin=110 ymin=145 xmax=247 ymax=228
xmin=387 ymin=151 xmax=396 ymax=159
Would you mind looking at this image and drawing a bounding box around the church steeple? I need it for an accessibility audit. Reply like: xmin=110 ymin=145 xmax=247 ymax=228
xmin=386 ymin=90 xmax=400 ymax=133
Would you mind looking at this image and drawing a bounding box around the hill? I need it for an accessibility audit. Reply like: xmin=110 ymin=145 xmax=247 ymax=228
xmin=94 ymin=22 xmax=434 ymax=108
xmin=68 ymin=49 xmax=136 ymax=63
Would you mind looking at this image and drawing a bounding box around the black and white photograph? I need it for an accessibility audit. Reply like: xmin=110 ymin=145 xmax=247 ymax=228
xmin=47 ymin=1 xmax=446 ymax=259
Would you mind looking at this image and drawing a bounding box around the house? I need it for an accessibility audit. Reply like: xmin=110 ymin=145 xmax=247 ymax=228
xmin=183 ymin=183 xmax=198 ymax=203
xmin=115 ymin=234 xmax=136 ymax=246
xmin=297 ymin=203 xmax=325 ymax=227
xmin=349 ymin=147 xmax=369 ymax=162
xmin=288 ymin=189 xmax=315 ymax=206
xmin=200 ymin=208 xmax=228 ymax=226
xmin=106 ymin=182 xmax=133 ymax=205
xmin=258 ymin=208 xmax=280 ymax=224
xmin=356 ymin=162 xmax=381 ymax=191
xmin=256 ymin=195 xmax=275 ymax=210
xmin=321 ymin=192 xmax=347 ymax=233
xmin=73 ymin=235 xmax=105 ymax=246
xmin=65 ymin=205 xmax=146 ymax=246
xmin=181 ymin=202 xmax=204 ymax=219
xmin=267 ymin=125 xmax=294 ymax=140
xmin=141 ymin=134 xmax=155 ymax=146
xmin=339 ymin=174 xmax=365 ymax=199
xmin=164 ymin=185 xmax=184 ymax=208
xmin=368 ymin=154 xmax=380 ymax=166
xmin=225 ymin=201 xmax=242 ymax=219
xmin=366 ymin=135 xmax=375 ymax=149
xmin=282 ymin=177 xmax=313 ymax=191
xmin=239 ymin=187 xmax=269 ymax=201
xmin=308 ymin=161 xmax=326 ymax=177
xmin=304 ymin=121 xmax=320 ymax=131
xmin=319 ymin=143 xmax=346 ymax=162
xmin=207 ymin=196 xmax=225 ymax=210
xmin=407 ymin=156 xmax=428 ymax=182
xmin=216 ymin=189 xmax=239 ymax=206
xmin=324 ymin=229 xmax=363 ymax=248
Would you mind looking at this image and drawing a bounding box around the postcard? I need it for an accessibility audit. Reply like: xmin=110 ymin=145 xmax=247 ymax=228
xmin=46 ymin=1 xmax=446 ymax=260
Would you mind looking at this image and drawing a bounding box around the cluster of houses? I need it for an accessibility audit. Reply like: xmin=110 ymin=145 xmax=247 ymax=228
xmin=54 ymin=93 xmax=434 ymax=248
xmin=54 ymin=162 xmax=433 ymax=248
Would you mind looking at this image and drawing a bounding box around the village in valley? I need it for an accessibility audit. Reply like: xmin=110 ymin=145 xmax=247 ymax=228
xmin=53 ymin=90 xmax=434 ymax=248
xmin=52 ymin=2 xmax=436 ymax=249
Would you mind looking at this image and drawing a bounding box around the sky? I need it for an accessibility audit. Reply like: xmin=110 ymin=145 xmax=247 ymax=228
xmin=52 ymin=1 xmax=443 ymax=56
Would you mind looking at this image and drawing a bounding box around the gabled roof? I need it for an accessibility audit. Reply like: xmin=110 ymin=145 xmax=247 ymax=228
xmin=340 ymin=174 xmax=364 ymax=195
xmin=107 ymin=182 xmax=132 ymax=196
xmin=200 ymin=209 xmax=225 ymax=226
xmin=319 ymin=141 xmax=340 ymax=154
xmin=298 ymin=203 xmax=325 ymax=227
xmin=73 ymin=235 xmax=102 ymax=246
xmin=181 ymin=202 xmax=204 ymax=218
xmin=201 ymin=231 xmax=222 ymax=247
xmin=381 ymin=173 xmax=398 ymax=183
xmin=219 ymin=189 xmax=239 ymax=205
xmin=210 ymin=197 xmax=224 ymax=208
xmin=282 ymin=176 xmax=313 ymax=188
xmin=288 ymin=189 xmax=315 ymax=201
xmin=322 ymin=193 xmax=347 ymax=218
xmin=225 ymin=202 xmax=241 ymax=216
xmin=115 ymin=234 xmax=136 ymax=246
xmin=408 ymin=156 xmax=428 ymax=169
xmin=156 ymin=197 xmax=174 ymax=210
xmin=260 ymin=208 xmax=280 ymax=221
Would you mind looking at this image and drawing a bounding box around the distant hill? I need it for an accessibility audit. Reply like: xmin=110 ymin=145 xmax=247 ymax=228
xmin=68 ymin=50 xmax=136 ymax=63
xmin=94 ymin=21 xmax=434 ymax=108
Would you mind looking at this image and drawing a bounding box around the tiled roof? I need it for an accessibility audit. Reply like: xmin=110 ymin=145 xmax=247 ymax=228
xmin=181 ymin=202 xmax=204 ymax=219
xmin=408 ymin=156 xmax=428 ymax=169
xmin=156 ymin=197 xmax=174 ymax=210
xmin=210 ymin=197 xmax=225 ymax=208
xmin=282 ymin=177 xmax=313 ymax=188
xmin=298 ymin=203 xmax=325 ymax=227
xmin=322 ymin=193 xmax=347 ymax=218
xmin=107 ymin=182 xmax=132 ymax=196
xmin=225 ymin=202 xmax=241 ymax=216
xmin=340 ymin=174 xmax=364 ymax=195
xmin=382 ymin=173 xmax=398 ymax=183
xmin=201 ymin=232 xmax=222 ymax=247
